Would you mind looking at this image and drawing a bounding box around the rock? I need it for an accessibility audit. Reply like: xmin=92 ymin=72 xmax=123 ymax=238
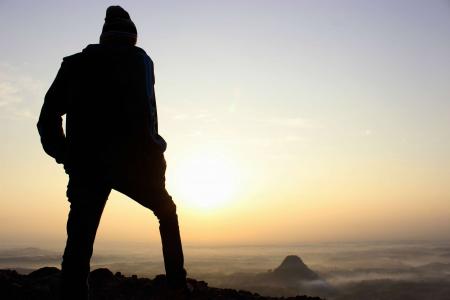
xmin=28 ymin=267 xmax=60 ymax=279
xmin=89 ymin=267 xmax=116 ymax=286
xmin=0 ymin=267 xmax=324 ymax=300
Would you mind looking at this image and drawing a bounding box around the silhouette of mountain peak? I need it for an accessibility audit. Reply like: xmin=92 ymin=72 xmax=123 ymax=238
xmin=273 ymin=255 xmax=319 ymax=280
xmin=277 ymin=255 xmax=306 ymax=269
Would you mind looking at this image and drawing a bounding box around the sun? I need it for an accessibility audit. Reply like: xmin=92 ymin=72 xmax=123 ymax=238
xmin=169 ymin=151 xmax=238 ymax=211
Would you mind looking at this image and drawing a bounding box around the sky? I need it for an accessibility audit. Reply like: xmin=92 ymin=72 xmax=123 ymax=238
xmin=0 ymin=0 xmax=449 ymax=249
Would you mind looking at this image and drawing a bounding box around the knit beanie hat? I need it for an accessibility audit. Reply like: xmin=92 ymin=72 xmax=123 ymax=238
xmin=100 ymin=6 xmax=137 ymax=45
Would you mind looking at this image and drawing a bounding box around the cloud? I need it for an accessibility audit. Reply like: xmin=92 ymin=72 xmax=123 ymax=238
xmin=0 ymin=81 xmax=21 ymax=107
xmin=0 ymin=63 xmax=45 ymax=120
xmin=163 ymin=105 xmax=217 ymax=124
xmin=172 ymin=113 xmax=189 ymax=120
xmin=268 ymin=117 xmax=317 ymax=129
xmin=282 ymin=135 xmax=306 ymax=142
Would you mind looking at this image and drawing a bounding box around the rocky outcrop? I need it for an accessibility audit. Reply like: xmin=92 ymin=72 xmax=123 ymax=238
xmin=0 ymin=267 xmax=324 ymax=300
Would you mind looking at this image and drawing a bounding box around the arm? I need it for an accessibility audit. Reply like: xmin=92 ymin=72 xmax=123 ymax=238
xmin=143 ymin=55 xmax=167 ymax=152
xmin=37 ymin=61 xmax=69 ymax=164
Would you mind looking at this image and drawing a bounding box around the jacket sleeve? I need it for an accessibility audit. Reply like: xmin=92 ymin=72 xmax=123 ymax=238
xmin=37 ymin=61 xmax=69 ymax=164
xmin=143 ymin=55 xmax=167 ymax=152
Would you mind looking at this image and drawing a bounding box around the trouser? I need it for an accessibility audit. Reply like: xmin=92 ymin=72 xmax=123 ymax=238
xmin=60 ymin=159 xmax=186 ymax=299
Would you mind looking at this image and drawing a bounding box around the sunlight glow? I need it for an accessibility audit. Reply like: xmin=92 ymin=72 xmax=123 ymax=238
xmin=171 ymin=151 xmax=238 ymax=211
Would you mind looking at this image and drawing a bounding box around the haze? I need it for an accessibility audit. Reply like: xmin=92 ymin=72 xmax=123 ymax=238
xmin=1 ymin=0 xmax=450 ymax=250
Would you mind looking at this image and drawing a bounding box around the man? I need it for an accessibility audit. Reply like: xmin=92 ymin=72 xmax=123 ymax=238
xmin=37 ymin=6 xmax=188 ymax=299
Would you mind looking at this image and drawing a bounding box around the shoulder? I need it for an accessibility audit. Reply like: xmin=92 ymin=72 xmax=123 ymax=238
xmin=58 ymin=52 xmax=85 ymax=75
xmin=62 ymin=44 xmax=102 ymax=65
xmin=62 ymin=52 xmax=84 ymax=65
xmin=133 ymin=46 xmax=153 ymax=65
xmin=62 ymin=52 xmax=83 ymax=62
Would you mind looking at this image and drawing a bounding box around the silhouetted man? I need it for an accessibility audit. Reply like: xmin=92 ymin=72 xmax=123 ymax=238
xmin=37 ymin=6 xmax=188 ymax=300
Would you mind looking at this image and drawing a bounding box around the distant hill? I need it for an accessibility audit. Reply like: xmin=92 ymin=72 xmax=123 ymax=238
xmin=0 ymin=266 xmax=323 ymax=300
xmin=272 ymin=255 xmax=321 ymax=281
xmin=214 ymin=255 xmax=335 ymax=298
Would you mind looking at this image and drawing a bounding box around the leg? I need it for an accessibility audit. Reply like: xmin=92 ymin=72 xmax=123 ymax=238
xmin=61 ymin=178 xmax=110 ymax=300
xmin=152 ymin=189 xmax=187 ymax=289
xmin=113 ymin=154 xmax=187 ymax=289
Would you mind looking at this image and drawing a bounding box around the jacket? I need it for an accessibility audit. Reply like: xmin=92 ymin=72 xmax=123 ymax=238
xmin=37 ymin=43 xmax=167 ymax=185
